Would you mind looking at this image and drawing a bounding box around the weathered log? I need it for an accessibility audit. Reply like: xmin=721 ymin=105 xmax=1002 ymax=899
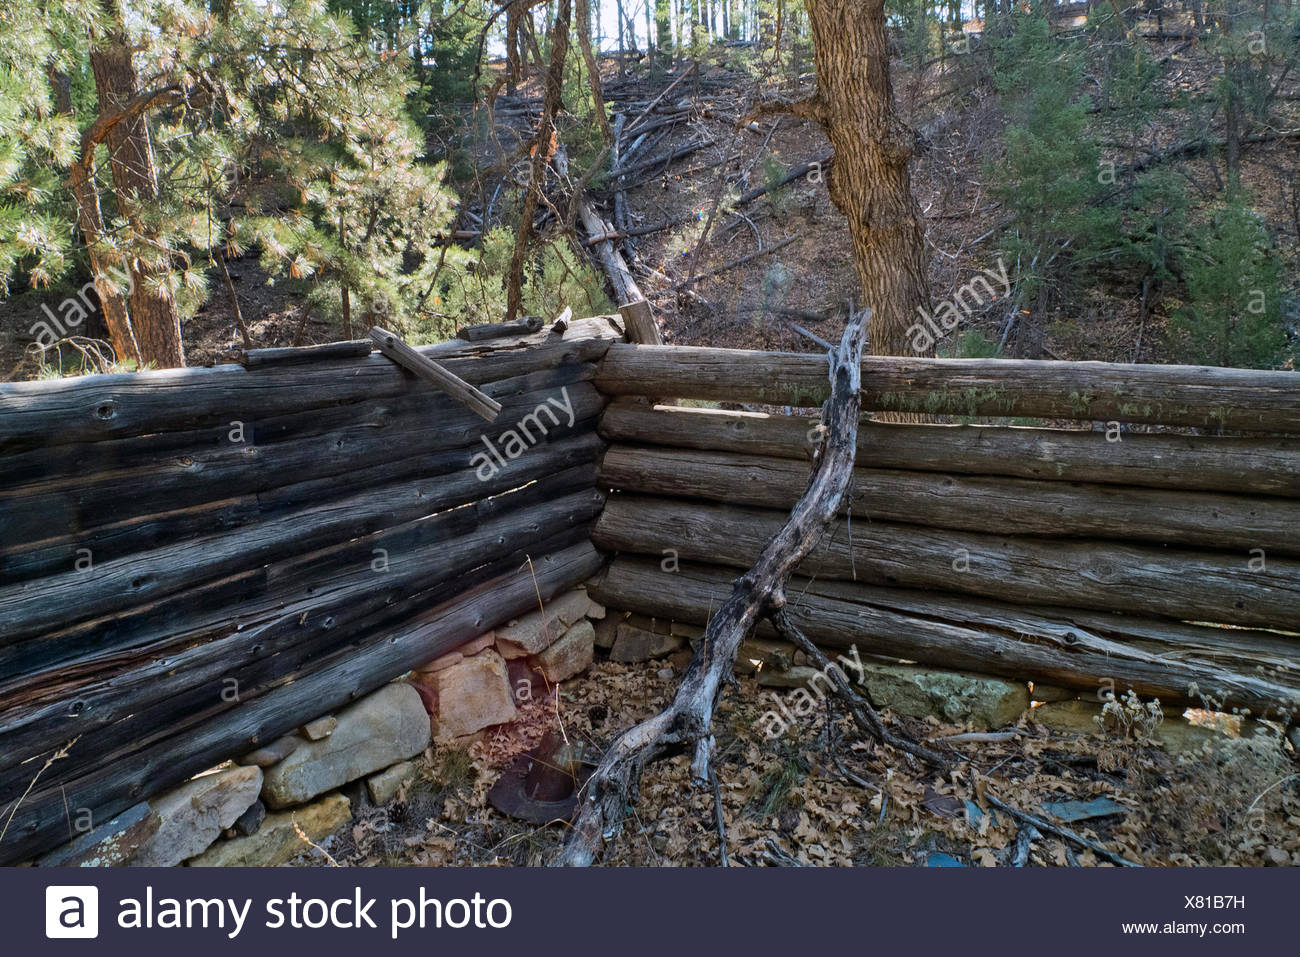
xmin=0 ymin=541 xmax=603 ymax=865
xmin=0 ymin=316 xmax=617 ymax=452
xmin=0 ymin=358 xmax=595 ymax=493
xmin=0 ymin=428 xmax=606 ymax=649
xmin=597 ymin=400 xmax=1300 ymax=496
xmin=370 ymin=326 xmax=502 ymax=421
xmin=594 ymin=345 xmax=1300 ymax=432
xmin=589 ymin=557 xmax=1300 ymax=720
xmin=599 ymin=445 xmax=1300 ymax=554
xmin=241 ymin=340 xmax=373 ymax=367
xmin=0 ymin=489 xmax=603 ymax=782
xmin=2 ymin=407 xmax=601 ymax=586
xmin=0 ymin=462 xmax=601 ymax=718
xmin=456 ymin=316 xmax=544 ymax=341
xmin=575 ymin=193 xmax=643 ymax=306
xmin=557 ymin=308 xmax=870 ymax=867
xmin=0 ymin=370 xmax=602 ymax=568
xmin=592 ymin=496 xmax=1300 ymax=629
xmin=617 ymin=300 xmax=661 ymax=346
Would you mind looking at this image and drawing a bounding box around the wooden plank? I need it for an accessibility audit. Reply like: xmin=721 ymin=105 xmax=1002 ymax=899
xmin=594 ymin=344 xmax=1300 ymax=432
xmin=0 ymin=316 xmax=617 ymax=452
xmin=0 ymin=541 xmax=603 ymax=865
xmin=370 ymin=326 xmax=502 ymax=421
xmin=591 ymin=496 xmax=1300 ymax=629
xmin=598 ymin=400 xmax=1300 ymax=496
xmin=599 ymin=444 xmax=1300 ymax=554
xmin=590 ymin=557 xmax=1300 ymax=720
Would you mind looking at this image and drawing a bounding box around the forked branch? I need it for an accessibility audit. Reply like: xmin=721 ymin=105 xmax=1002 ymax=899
xmin=555 ymin=307 xmax=870 ymax=867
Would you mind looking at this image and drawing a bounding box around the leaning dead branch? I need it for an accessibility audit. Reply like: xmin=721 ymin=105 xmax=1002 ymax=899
xmin=555 ymin=307 xmax=870 ymax=867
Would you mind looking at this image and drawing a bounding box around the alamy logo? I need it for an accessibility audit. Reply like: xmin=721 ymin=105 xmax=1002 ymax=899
xmin=46 ymin=886 xmax=99 ymax=939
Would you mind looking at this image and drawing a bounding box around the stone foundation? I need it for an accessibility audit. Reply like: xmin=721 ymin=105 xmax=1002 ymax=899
xmin=30 ymin=587 xmax=605 ymax=867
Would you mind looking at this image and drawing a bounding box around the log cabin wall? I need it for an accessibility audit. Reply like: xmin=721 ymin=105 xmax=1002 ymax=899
xmin=589 ymin=344 xmax=1300 ymax=728
xmin=0 ymin=318 xmax=619 ymax=864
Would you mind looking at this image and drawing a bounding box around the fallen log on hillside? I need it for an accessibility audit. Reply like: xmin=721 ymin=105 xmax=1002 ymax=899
xmin=556 ymin=309 xmax=871 ymax=866
xmin=597 ymin=400 xmax=1300 ymax=497
xmin=589 ymin=557 xmax=1300 ymax=720
xmin=592 ymin=496 xmax=1300 ymax=629
xmin=734 ymin=152 xmax=833 ymax=206
xmin=599 ymin=444 xmax=1300 ymax=554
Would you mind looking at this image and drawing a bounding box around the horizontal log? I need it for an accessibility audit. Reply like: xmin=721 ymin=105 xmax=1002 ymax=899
xmin=0 ymin=368 xmax=601 ymax=569
xmin=589 ymin=557 xmax=1300 ymax=720
xmin=241 ymin=340 xmax=373 ymax=367
xmin=1 ymin=460 xmax=602 ymax=697
xmin=598 ymin=400 xmax=1300 ymax=496
xmin=592 ymin=496 xmax=1300 ymax=630
xmin=0 ymin=541 xmax=604 ymax=865
xmin=0 ymin=489 xmax=603 ymax=783
xmin=599 ymin=445 xmax=1300 ymax=555
xmin=456 ymin=317 xmax=544 ymax=340
xmin=0 ymin=527 xmax=593 ymax=809
xmin=0 ymin=316 xmax=618 ymax=452
xmin=0 ymin=357 xmax=601 ymax=499
xmin=0 ymin=429 xmax=606 ymax=651
xmin=594 ymin=345 xmax=1300 ymax=432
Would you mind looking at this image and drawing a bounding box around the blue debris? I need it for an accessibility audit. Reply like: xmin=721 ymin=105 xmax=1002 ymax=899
xmin=1041 ymin=797 xmax=1128 ymax=823
xmin=925 ymin=852 xmax=967 ymax=867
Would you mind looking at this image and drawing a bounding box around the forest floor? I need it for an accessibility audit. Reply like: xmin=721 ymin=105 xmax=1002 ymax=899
xmin=312 ymin=658 xmax=1299 ymax=868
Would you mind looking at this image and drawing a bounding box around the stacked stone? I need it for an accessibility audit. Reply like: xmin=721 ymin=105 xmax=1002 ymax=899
xmin=34 ymin=680 xmax=432 ymax=868
xmin=31 ymin=588 xmax=613 ymax=869
xmin=408 ymin=587 xmax=605 ymax=741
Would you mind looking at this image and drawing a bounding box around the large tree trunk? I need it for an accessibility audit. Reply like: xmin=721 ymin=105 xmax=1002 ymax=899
xmin=803 ymin=0 xmax=931 ymax=358
xmin=88 ymin=0 xmax=185 ymax=368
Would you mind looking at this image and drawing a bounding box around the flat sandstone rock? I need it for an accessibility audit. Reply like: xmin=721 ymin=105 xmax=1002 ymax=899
xmin=133 ymin=765 xmax=263 ymax=866
xmin=261 ymin=683 xmax=430 ymax=809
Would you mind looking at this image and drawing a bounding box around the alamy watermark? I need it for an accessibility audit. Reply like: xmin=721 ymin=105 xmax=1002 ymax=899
xmin=759 ymin=644 xmax=867 ymax=739
xmin=906 ymin=257 xmax=1011 ymax=353
xmin=470 ymin=386 xmax=576 ymax=481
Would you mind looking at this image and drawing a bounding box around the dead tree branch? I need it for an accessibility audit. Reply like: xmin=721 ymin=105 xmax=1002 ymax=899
xmin=555 ymin=307 xmax=870 ymax=867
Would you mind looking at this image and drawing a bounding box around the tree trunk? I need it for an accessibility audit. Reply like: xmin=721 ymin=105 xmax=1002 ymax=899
xmin=88 ymin=0 xmax=184 ymax=368
xmin=49 ymin=67 xmax=141 ymax=366
xmin=506 ymin=0 xmax=571 ymax=322
xmin=803 ymin=0 xmax=931 ymax=357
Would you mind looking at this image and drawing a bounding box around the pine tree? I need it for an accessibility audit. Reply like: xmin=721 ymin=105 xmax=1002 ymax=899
xmin=0 ymin=0 xmax=463 ymax=366
xmin=1169 ymin=194 xmax=1287 ymax=369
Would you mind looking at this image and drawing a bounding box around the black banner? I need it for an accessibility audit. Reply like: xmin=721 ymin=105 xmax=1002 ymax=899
xmin=10 ymin=866 xmax=1284 ymax=955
